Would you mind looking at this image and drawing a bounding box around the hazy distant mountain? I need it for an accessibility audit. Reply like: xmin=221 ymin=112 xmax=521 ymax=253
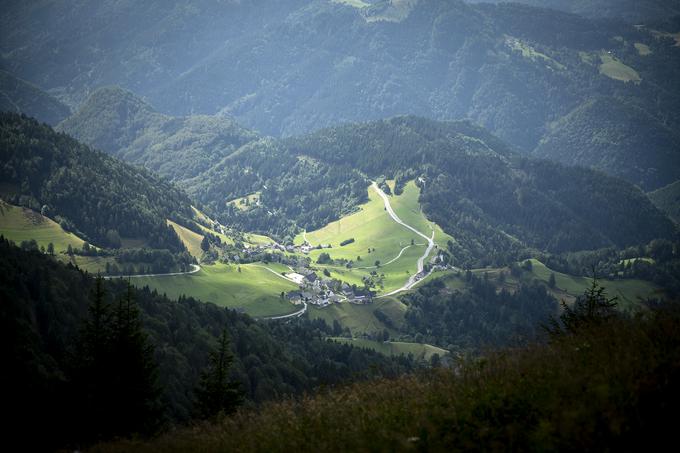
xmin=466 ymin=0 xmax=680 ymax=22
xmin=3 ymin=1 xmax=679 ymax=172
xmin=58 ymin=87 xmax=258 ymax=182
xmin=0 ymin=70 xmax=71 ymax=125
xmin=534 ymin=97 xmax=680 ymax=190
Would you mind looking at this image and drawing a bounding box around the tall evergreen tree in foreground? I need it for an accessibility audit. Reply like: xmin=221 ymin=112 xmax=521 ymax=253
xmin=194 ymin=328 xmax=242 ymax=419
xmin=73 ymin=278 xmax=161 ymax=443
xmin=546 ymin=278 xmax=619 ymax=337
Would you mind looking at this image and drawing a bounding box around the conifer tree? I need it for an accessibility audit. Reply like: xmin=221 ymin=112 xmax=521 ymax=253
xmin=73 ymin=279 xmax=161 ymax=442
xmin=194 ymin=328 xmax=242 ymax=419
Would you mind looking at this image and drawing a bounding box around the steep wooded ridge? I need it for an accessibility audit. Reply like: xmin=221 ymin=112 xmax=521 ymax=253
xmin=0 ymin=113 xmax=193 ymax=249
xmin=2 ymin=0 xmax=679 ymax=189
xmin=58 ymin=87 xmax=258 ymax=182
xmin=0 ymin=70 xmax=71 ymax=125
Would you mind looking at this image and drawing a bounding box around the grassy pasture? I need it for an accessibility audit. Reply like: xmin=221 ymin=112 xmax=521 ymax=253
xmin=227 ymin=192 xmax=261 ymax=211
xmin=634 ymin=42 xmax=652 ymax=55
xmin=296 ymin=180 xmax=450 ymax=294
xmin=167 ymin=219 xmax=204 ymax=259
xmin=599 ymin=53 xmax=641 ymax=83
xmin=0 ymin=199 xmax=87 ymax=252
xmin=130 ymin=262 xmax=299 ymax=317
xmin=308 ymin=297 xmax=409 ymax=337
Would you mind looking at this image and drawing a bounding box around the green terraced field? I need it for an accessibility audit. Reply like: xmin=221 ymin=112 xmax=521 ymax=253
xmin=129 ymin=262 xmax=299 ymax=317
xmin=0 ymin=199 xmax=87 ymax=252
xmin=330 ymin=337 xmax=447 ymax=361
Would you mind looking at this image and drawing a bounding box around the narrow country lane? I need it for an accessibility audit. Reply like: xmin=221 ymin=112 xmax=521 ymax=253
xmin=102 ymin=263 xmax=201 ymax=280
xmin=370 ymin=182 xmax=436 ymax=298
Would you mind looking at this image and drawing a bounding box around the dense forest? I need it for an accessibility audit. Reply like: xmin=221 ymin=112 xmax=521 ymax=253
xmin=1 ymin=238 xmax=417 ymax=450
xmin=402 ymin=273 xmax=557 ymax=351
xmin=0 ymin=113 xmax=193 ymax=249
xmin=533 ymin=96 xmax=680 ymax=190
xmin=649 ymin=180 xmax=680 ymax=224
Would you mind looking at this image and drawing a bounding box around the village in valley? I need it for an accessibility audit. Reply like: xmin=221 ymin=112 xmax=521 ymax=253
xmin=203 ymin=218 xmax=447 ymax=309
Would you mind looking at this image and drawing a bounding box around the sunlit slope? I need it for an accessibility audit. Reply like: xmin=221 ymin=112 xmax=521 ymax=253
xmin=0 ymin=199 xmax=86 ymax=252
xmin=130 ymin=263 xmax=298 ymax=317
xmin=295 ymin=180 xmax=452 ymax=294
xmin=167 ymin=219 xmax=203 ymax=260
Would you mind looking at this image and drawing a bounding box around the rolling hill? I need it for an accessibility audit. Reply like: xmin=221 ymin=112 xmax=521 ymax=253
xmin=286 ymin=116 xmax=677 ymax=263
xmin=0 ymin=70 xmax=71 ymax=125
xmin=3 ymin=0 xmax=680 ymax=189
xmin=0 ymin=113 xmax=194 ymax=249
xmin=57 ymin=86 xmax=258 ymax=182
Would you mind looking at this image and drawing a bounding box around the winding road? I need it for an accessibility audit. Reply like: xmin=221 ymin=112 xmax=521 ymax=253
xmin=265 ymin=300 xmax=308 ymax=320
xmin=370 ymin=182 xmax=436 ymax=298
xmin=102 ymin=263 xmax=201 ymax=280
xmin=251 ymin=264 xmax=310 ymax=319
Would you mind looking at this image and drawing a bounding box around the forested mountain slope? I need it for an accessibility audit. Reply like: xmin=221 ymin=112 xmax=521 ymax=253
xmin=189 ymin=116 xmax=676 ymax=265
xmin=1 ymin=238 xmax=415 ymax=450
xmin=58 ymin=87 xmax=258 ymax=182
xmin=649 ymin=181 xmax=680 ymax=224
xmin=534 ymin=97 xmax=680 ymax=190
xmin=0 ymin=70 xmax=71 ymax=125
xmin=0 ymin=113 xmax=193 ymax=249
xmin=3 ymin=0 xmax=679 ymax=189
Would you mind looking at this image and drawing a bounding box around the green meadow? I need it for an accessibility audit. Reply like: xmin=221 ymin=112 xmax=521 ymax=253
xmin=460 ymin=259 xmax=662 ymax=311
xmin=599 ymin=52 xmax=641 ymax=83
xmin=130 ymin=262 xmax=299 ymax=317
xmin=0 ymin=199 xmax=87 ymax=252
xmin=308 ymin=297 xmax=409 ymax=337
xmin=296 ymin=180 xmax=451 ymax=294
xmin=167 ymin=219 xmax=204 ymax=259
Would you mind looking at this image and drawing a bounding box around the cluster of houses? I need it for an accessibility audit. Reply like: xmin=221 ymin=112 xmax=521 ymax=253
xmin=285 ymin=268 xmax=371 ymax=308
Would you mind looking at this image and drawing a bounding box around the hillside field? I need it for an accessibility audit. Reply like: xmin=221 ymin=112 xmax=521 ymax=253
xmin=130 ymin=262 xmax=299 ymax=317
xmin=454 ymin=259 xmax=662 ymax=311
xmin=296 ymin=181 xmax=452 ymax=294
xmin=167 ymin=219 xmax=204 ymax=259
xmin=330 ymin=337 xmax=447 ymax=362
xmin=0 ymin=199 xmax=88 ymax=252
